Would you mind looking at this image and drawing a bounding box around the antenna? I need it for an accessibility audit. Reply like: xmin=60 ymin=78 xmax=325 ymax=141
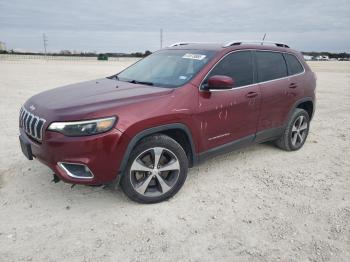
xmin=261 ymin=33 xmax=267 ymax=45
xmin=160 ymin=28 xmax=163 ymax=49
xmin=42 ymin=33 xmax=48 ymax=56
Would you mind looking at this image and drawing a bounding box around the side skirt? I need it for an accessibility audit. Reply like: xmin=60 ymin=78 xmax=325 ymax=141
xmin=195 ymin=126 xmax=285 ymax=164
xmin=197 ymin=134 xmax=255 ymax=164
xmin=254 ymin=126 xmax=284 ymax=143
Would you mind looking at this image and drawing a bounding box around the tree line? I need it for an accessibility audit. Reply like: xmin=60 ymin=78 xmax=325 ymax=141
xmin=0 ymin=50 xmax=153 ymax=57
xmin=1 ymin=49 xmax=349 ymax=59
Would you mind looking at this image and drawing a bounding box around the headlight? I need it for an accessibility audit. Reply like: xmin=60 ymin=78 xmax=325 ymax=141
xmin=48 ymin=117 xmax=116 ymax=136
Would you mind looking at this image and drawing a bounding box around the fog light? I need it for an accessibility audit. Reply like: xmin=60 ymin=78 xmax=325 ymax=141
xmin=58 ymin=162 xmax=94 ymax=179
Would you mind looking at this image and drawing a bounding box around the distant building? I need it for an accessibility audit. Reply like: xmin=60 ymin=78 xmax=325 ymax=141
xmin=303 ymin=55 xmax=313 ymax=61
xmin=315 ymin=55 xmax=329 ymax=61
xmin=0 ymin=41 xmax=6 ymax=51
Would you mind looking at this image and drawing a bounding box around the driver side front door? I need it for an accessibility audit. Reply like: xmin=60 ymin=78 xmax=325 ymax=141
xmin=196 ymin=50 xmax=261 ymax=152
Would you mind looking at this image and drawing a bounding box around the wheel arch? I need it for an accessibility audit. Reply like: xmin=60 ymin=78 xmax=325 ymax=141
xmin=296 ymin=100 xmax=314 ymax=120
xmin=287 ymin=97 xmax=315 ymax=122
xmin=117 ymin=123 xmax=197 ymax=181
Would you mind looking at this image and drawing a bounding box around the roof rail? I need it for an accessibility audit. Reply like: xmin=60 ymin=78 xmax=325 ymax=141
xmin=223 ymin=40 xmax=290 ymax=48
xmin=168 ymin=42 xmax=215 ymax=47
xmin=169 ymin=42 xmax=190 ymax=47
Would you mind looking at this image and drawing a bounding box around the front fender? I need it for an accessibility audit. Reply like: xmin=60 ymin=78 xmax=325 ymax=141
xmin=116 ymin=123 xmax=197 ymax=183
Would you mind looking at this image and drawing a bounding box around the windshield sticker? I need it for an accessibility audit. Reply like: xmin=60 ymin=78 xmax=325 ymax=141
xmin=182 ymin=53 xmax=206 ymax=60
xmin=179 ymin=76 xmax=187 ymax=80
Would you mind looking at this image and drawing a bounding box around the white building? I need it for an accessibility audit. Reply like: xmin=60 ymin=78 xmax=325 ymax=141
xmin=315 ymin=55 xmax=330 ymax=61
xmin=0 ymin=41 xmax=6 ymax=51
xmin=303 ymin=55 xmax=313 ymax=61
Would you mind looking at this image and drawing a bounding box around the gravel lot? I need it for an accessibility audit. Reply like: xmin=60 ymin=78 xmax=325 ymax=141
xmin=0 ymin=59 xmax=349 ymax=262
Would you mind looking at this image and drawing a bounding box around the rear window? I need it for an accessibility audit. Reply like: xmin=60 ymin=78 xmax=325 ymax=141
xmin=256 ymin=51 xmax=288 ymax=82
xmin=284 ymin=53 xmax=304 ymax=75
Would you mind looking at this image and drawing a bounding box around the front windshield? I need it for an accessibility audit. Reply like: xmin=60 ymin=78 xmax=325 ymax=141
xmin=117 ymin=49 xmax=216 ymax=88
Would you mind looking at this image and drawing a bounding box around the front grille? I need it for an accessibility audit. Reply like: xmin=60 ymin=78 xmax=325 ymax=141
xmin=19 ymin=107 xmax=46 ymax=141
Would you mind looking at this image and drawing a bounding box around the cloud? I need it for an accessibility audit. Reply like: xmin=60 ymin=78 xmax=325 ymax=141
xmin=0 ymin=0 xmax=349 ymax=52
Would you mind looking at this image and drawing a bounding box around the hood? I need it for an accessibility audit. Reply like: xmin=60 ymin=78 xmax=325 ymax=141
xmin=25 ymin=78 xmax=172 ymax=121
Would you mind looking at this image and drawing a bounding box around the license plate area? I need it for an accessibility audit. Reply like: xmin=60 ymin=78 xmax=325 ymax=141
xmin=19 ymin=136 xmax=33 ymax=160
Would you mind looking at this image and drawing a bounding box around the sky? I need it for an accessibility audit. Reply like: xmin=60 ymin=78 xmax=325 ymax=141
xmin=0 ymin=0 xmax=349 ymax=53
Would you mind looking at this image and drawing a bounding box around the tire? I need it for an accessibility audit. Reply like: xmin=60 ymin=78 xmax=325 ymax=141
xmin=275 ymin=108 xmax=310 ymax=151
xmin=120 ymin=134 xmax=188 ymax=204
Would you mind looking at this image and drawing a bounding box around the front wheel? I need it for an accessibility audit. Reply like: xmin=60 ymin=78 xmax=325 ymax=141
xmin=275 ymin=108 xmax=310 ymax=151
xmin=120 ymin=134 xmax=188 ymax=204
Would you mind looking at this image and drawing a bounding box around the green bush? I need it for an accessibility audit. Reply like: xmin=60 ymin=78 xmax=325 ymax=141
xmin=97 ymin=54 xmax=108 ymax=60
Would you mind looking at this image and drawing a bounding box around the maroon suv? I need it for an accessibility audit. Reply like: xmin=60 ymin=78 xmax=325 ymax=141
xmin=19 ymin=41 xmax=316 ymax=203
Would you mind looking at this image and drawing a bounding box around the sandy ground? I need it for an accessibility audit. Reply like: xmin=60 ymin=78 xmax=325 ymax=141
xmin=0 ymin=59 xmax=349 ymax=262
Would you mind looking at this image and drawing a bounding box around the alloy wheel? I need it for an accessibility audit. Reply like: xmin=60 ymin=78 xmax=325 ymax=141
xmin=291 ymin=115 xmax=308 ymax=147
xmin=129 ymin=147 xmax=180 ymax=197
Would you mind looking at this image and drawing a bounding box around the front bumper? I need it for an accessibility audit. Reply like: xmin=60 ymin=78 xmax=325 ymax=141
xmin=19 ymin=127 xmax=126 ymax=185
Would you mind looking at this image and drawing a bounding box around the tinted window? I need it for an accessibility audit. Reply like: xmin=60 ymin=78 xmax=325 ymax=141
xmin=284 ymin=53 xmax=304 ymax=75
xmin=256 ymin=51 xmax=287 ymax=82
xmin=204 ymin=51 xmax=254 ymax=88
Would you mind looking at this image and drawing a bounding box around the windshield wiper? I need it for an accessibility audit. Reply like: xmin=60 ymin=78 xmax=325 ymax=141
xmin=107 ymin=74 xmax=119 ymax=80
xmin=128 ymin=80 xmax=154 ymax=86
xmin=110 ymin=76 xmax=154 ymax=86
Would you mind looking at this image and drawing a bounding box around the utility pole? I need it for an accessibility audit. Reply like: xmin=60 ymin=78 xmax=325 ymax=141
xmin=43 ymin=33 xmax=48 ymax=56
xmin=160 ymin=28 xmax=163 ymax=49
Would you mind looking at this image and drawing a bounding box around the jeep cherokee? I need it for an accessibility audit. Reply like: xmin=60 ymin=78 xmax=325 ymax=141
xmin=19 ymin=41 xmax=316 ymax=203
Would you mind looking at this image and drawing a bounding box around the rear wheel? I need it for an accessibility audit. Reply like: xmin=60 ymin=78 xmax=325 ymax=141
xmin=275 ymin=108 xmax=310 ymax=151
xmin=120 ymin=134 xmax=188 ymax=203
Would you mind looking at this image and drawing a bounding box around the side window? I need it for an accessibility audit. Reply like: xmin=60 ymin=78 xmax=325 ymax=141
xmin=256 ymin=51 xmax=287 ymax=82
xmin=284 ymin=53 xmax=304 ymax=75
xmin=205 ymin=51 xmax=254 ymax=88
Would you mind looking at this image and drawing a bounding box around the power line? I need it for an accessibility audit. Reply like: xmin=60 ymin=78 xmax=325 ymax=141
xmin=43 ymin=33 xmax=48 ymax=55
xmin=160 ymin=29 xmax=163 ymax=49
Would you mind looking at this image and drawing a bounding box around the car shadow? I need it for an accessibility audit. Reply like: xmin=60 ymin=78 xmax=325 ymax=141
xmin=7 ymin=141 xmax=282 ymax=207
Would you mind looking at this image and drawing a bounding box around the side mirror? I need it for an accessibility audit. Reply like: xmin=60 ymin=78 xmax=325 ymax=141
xmin=206 ymin=75 xmax=234 ymax=90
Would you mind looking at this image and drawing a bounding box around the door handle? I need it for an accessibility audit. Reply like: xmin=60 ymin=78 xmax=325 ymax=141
xmin=289 ymin=83 xmax=298 ymax=89
xmin=246 ymin=91 xmax=258 ymax=98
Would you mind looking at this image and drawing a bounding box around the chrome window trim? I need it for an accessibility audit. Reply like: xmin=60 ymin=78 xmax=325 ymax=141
xmin=58 ymin=162 xmax=94 ymax=179
xmin=199 ymin=49 xmax=305 ymax=92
